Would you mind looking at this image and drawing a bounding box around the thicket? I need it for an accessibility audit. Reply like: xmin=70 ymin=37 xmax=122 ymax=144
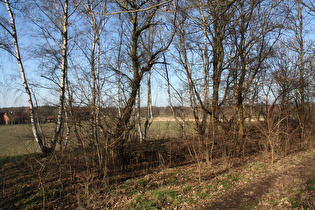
xmin=1 ymin=0 xmax=315 ymax=194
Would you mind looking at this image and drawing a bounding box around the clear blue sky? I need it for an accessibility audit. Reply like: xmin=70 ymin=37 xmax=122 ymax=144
xmin=1 ymin=1 xmax=314 ymax=109
xmin=0 ymin=2 xmax=172 ymax=108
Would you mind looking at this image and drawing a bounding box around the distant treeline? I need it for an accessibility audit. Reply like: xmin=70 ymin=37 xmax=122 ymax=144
xmin=0 ymin=106 xmax=194 ymax=125
xmin=0 ymin=107 xmax=30 ymax=125
xmin=1 ymin=104 xmax=305 ymax=125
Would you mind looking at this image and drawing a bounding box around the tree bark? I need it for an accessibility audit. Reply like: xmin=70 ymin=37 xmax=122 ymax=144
xmin=51 ymin=0 xmax=69 ymax=150
xmin=297 ymin=1 xmax=305 ymax=140
xmin=4 ymin=0 xmax=48 ymax=152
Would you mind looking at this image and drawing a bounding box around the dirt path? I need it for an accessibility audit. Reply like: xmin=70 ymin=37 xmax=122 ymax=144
xmin=207 ymin=155 xmax=315 ymax=209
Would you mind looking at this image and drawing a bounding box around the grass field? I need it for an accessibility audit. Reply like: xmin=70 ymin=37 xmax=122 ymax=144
xmin=0 ymin=120 xmax=188 ymax=157
xmin=147 ymin=120 xmax=188 ymax=139
xmin=0 ymin=120 xmax=314 ymax=209
xmin=0 ymin=124 xmax=40 ymax=157
xmin=0 ymin=123 xmax=56 ymax=157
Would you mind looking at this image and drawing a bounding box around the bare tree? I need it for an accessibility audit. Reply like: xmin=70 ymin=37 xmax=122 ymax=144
xmin=111 ymin=0 xmax=176 ymax=167
xmin=195 ymin=0 xmax=236 ymax=122
xmin=172 ymin=4 xmax=208 ymax=137
xmin=257 ymin=76 xmax=288 ymax=164
xmin=142 ymin=25 xmax=155 ymax=142
xmin=289 ymin=0 xmax=309 ymax=140
xmin=298 ymin=0 xmax=315 ymax=13
xmin=168 ymin=0 xmax=237 ymax=163
xmin=26 ymin=0 xmax=79 ymax=151
xmin=162 ymin=51 xmax=186 ymax=138
xmin=113 ymin=0 xmax=174 ymax=136
xmin=0 ymin=0 xmax=48 ymax=152
xmin=77 ymin=0 xmax=108 ymax=147
xmin=50 ymin=0 xmax=70 ymax=150
xmin=230 ymin=0 xmax=283 ymax=156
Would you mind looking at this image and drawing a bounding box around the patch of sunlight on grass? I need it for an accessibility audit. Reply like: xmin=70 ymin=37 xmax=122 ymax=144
xmin=0 ymin=123 xmax=54 ymax=157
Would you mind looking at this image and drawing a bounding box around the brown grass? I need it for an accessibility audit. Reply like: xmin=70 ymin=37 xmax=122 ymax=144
xmin=1 ymin=143 xmax=314 ymax=209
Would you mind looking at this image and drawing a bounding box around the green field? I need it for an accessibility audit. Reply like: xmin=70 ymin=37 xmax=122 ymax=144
xmin=0 ymin=124 xmax=40 ymax=157
xmin=0 ymin=123 xmax=57 ymax=157
xmin=0 ymin=120 xmax=186 ymax=157
xmin=147 ymin=120 xmax=188 ymax=139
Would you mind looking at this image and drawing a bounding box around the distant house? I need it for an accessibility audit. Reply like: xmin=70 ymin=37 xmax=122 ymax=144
xmin=46 ymin=116 xmax=55 ymax=123
xmin=3 ymin=112 xmax=10 ymax=125
xmin=0 ymin=108 xmax=31 ymax=125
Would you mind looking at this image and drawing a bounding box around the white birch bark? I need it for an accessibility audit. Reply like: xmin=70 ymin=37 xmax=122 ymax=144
xmin=4 ymin=0 xmax=47 ymax=152
xmin=51 ymin=0 xmax=69 ymax=149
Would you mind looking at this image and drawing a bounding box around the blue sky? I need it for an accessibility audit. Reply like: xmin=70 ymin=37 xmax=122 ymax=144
xmin=0 ymin=2 xmax=170 ymax=108
xmin=1 ymin=1 xmax=315 ymax=109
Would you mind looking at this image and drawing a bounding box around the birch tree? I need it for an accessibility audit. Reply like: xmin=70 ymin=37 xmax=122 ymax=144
xmin=0 ymin=0 xmax=48 ymax=152
xmin=77 ymin=0 xmax=108 ymax=146
xmin=29 ymin=0 xmax=78 ymax=151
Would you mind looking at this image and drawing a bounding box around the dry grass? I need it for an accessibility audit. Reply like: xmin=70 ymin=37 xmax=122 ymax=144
xmin=1 ymin=120 xmax=314 ymax=209
xmin=0 ymin=124 xmax=39 ymax=157
xmin=1 ymin=146 xmax=314 ymax=209
xmin=0 ymin=123 xmax=57 ymax=157
xmin=97 ymin=148 xmax=315 ymax=209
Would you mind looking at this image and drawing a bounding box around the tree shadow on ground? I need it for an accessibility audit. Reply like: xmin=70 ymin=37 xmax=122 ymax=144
xmin=206 ymin=174 xmax=277 ymax=209
xmin=205 ymin=157 xmax=315 ymax=209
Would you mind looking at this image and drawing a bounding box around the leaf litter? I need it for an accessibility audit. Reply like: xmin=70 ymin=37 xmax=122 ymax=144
xmin=1 ymin=148 xmax=314 ymax=209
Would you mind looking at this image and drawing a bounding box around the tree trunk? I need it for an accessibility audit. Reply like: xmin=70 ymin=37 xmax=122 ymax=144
xmin=297 ymin=1 xmax=305 ymax=141
xmin=5 ymin=0 xmax=48 ymax=152
xmin=51 ymin=0 xmax=69 ymax=150
xmin=144 ymin=68 xmax=154 ymax=140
